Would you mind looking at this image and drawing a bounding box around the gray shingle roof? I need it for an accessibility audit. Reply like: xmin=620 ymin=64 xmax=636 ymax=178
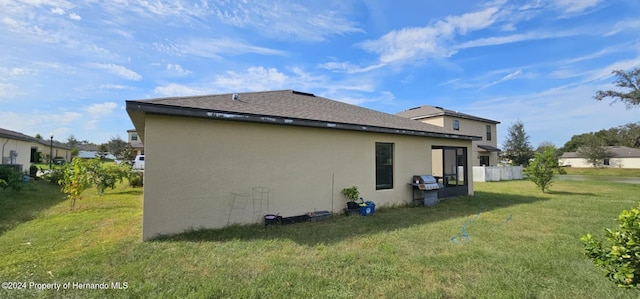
xmin=0 ymin=127 xmax=33 ymax=141
xmin=560 ymin=146 xmax=640 ymax=158
xmin=126 ymin=90 xmax=482 ymax=141
xmin=396 ymin=105 xmax=500 ymax=124
xmin=0 ymin=127 xmax=71 ymax=149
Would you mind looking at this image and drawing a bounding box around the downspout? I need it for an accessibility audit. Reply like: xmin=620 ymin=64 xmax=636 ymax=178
xmin=1 ymin=138 xmax=8 ymax=164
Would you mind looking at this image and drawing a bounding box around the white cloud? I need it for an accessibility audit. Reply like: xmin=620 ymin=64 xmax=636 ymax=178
xmin=483 ymin=69 xmax=523 ymax=88
xmin=318 ymin=61 xmax=385 ymax=74
xmin=359 ymin=4 xmax=502 ymax=65
xmin=50 ymin=7 xmax=65 ymax=15
xmin=0 ymin=83 xmax=22 ymax=100
xmin=153 ymin=83 xmax=212 ymax=97
xmin=214 ymin=67 xmax=289 ymax=91
xmin=211 ymin=1 xmax=362 ymax=42
xmin=84 ymin=102 xmax=118 ymax=116
xmin=99 ymin=84 xmax=131 ymax=90
xmin=0 ymin=67 xmax=33 ymax=78
xmin=69 ymin=13 xmax=81 ymax=21
xmin=167 ymin=64 xmax=192 ymax=76
xmin=181 ymin=38 xmax=287 ymax=59
xmin=88 ymin=63 xmax=142 ymax=81
xmin=551 ymin=0 xmax=603 ymax=13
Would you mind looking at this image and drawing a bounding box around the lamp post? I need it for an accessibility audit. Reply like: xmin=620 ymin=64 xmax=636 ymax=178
xmin=49 ymin=133 xmax=53 ymax=169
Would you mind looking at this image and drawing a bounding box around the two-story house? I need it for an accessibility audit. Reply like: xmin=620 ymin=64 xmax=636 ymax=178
xmin=127 ymin=129 xmax=144 ymax=157
xmin=396 ymin=105 xmax=501 ymax=166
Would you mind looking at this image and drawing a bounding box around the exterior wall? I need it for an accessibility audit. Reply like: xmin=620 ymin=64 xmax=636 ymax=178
xmin=560 ymin=157 xmax=640 ymax=169
xmin=1 ymin=137 xmax=32 ymax=171
xmin=418 ymin=116 xmax=499 ymax=167
xmin=36 ymin=143 xmax=71 ymax=162
xmin=141 ymin=115 xmax=472 ymax=240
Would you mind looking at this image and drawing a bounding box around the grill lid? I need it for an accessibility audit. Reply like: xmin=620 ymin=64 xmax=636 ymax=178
xmin=412 ymin=175 xmax=440 ymax=190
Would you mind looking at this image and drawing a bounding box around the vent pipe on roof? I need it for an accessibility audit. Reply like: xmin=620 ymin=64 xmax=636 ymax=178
xmin=232 ymin=93 xmax=238 ymax=101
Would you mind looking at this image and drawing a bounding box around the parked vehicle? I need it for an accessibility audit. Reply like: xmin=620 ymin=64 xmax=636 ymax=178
xmin=133 ymin=155 xmax=145 ymax=171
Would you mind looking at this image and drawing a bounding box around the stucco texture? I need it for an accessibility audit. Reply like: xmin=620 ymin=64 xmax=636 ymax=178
xmin=141 ymin=115 xmax=472 ymax=239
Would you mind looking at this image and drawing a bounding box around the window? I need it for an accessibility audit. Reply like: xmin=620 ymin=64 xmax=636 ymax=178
xmin=453 ymin=120 xmax=460 ymax=131
xmin=604 ymin=158 xmax=610 ymax=166
xmin=375 ymin=143 xmax=394 ymax=190
xmin=486 ymin=125 xmax=492 ymax=141
xmin=131 ymin=133 xmax=138 ymax=141
xmin=480 ymin=155 xmax=490 ymax=166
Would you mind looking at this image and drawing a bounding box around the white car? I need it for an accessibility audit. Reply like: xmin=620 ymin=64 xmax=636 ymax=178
xmin=133 ymin=155 xmax=145 ymax=171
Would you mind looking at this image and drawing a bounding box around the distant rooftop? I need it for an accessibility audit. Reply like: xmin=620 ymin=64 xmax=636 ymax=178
xmin=560 ymin=146 xmax=640 ymax=158
xmin=396 ymin=105 xmax=500 ymax=124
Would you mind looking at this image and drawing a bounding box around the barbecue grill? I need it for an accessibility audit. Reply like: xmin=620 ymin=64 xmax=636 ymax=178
xmin=410 ymin=175 xmax=442 ymax=206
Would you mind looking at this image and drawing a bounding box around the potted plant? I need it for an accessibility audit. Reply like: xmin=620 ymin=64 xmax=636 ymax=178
xmin=341 ymin=186 xmax=361 ymax=210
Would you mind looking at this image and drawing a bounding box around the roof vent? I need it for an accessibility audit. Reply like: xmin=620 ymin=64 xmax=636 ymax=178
xmin=434 ymin=106 xmax=443 ymax=110
xmin=291 ymin=90 xmax=315 ymax=97
xmin=232 ymin=93 xmax=238 ymax=101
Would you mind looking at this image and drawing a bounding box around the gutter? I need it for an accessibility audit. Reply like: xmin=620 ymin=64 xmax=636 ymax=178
xmin=126 ymin=101 xmax=482 ymax=141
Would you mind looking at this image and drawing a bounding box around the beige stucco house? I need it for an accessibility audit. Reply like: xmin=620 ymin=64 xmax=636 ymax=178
xmin=396 ymin=105 xmax=501 ymax=166
xmin=127 ymin=129 xmax=144 ymax=156
xmin=126 ymin=90 xmax=483 ymax=240
xmin=559 ymin=146 xmax=640 ymax=168
xmin=1 ymin=128 xmax=71 ymax=172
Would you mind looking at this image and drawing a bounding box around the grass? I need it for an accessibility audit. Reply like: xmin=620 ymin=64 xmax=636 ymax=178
xmin=1 ymin=178 xmax=639 ymax=298
xmin=562 ymin=167 xmax=640 ymax=177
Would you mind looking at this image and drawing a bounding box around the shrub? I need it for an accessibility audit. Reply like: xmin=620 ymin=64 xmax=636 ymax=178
xmin=581 ymin=203 xmax=640 ymax=288
xmin=128 ymin=171 xmax=143 ymax=187
xmin=44 ymin=169 xmax=64 ymax=185
xmin=91 ymin=162 xmax=129 ymax=194
xmin=524 ymin=147 xmax=558 ymax=193
xmin=0 ymin=165 xmax=24 ymax=191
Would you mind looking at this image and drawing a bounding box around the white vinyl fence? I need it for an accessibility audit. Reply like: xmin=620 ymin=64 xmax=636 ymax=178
xmin=473 ymin=166 xmax=523 ymax=182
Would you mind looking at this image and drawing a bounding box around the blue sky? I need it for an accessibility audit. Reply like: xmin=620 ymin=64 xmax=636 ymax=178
xmin=1 ymin=0 xmax=639 ymax=147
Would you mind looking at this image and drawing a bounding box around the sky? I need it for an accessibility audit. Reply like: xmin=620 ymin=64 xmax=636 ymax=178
xmin=1 ymin=0 xmax=639 ymax=148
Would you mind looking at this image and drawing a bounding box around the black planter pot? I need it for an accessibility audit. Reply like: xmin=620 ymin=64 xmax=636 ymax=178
xmin=346 ymin=201 xmax=359 ymax=210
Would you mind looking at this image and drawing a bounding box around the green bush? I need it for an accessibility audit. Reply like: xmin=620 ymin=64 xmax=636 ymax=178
xmin=0 ymin=165 xmax=24 ymax=191
xmin=128 ymin=171 xmax=143 ymax=187
xmin=581 ymin=203 xmax=640 ymax=288
xmin=92 ymin=162 xmax=129 ymax=194
xmin=44 ymin=169 xmax=64 ymax=185
xmin=524 ymin=147 xmax=558 ymax=193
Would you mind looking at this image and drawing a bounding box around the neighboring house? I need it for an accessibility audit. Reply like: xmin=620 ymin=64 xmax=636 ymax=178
xmin=0 ymin=128 xmax=71 ymax=171
xmin=77 ymin=144 xmax=99 ymax=158
xmin=126 ymin=90 xmax=482 ymax=240
xmin=127 ymin=129 xmax=144 ymax=156
xmin=396 ymin=105 xmax=501 ymax=166
xmin=1 ymin=128 xmax=34 ymax=171
xmin=559 ymin=146 xmax=640 ymax=168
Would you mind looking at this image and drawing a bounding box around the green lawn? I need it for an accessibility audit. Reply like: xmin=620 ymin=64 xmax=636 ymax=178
xmin=1 ymin=178 xmax=639 ymax=298
xmin=562 ymin=167 xmax=640 ymax=177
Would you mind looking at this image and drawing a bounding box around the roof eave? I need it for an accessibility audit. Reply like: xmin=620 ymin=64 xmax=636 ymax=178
xmin=126 ymin=101 xmax=481 ymax=141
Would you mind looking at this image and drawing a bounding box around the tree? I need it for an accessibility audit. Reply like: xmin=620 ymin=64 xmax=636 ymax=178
xmin=97 ymin=144 xmax=109 ymax=159
xmin=34 ymin=133 xmax=43 ymax=140
xmin=502 ymin=120 xmax=534 ymax=166
xmin=582 ymin=203 xmax=640 ymax=289
xmin=577 ymin=135 xmax=611 ymax=168
xmin=66 ymin=135 xmax=79 ymax=148
xmin=106 ymin=136 xmax=127 ymax=159
xmin=594 ymin=68 xmax=640 ymax=109
xmin=559 ymin=122 xmax=640 ymax=154
xmin=524 ymin=147 xmax=559 ymax=193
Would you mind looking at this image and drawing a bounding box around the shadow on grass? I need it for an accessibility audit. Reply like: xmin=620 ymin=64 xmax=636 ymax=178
xmin=102 ymin=188 xmax=144 ymax=197
xmin=0 ymin=180 xmax=66 ymax=236
xmin=546 ymin=190 xmax=597 ymax=196
xmin=152 ymin=190 xmax=549 ymax=246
